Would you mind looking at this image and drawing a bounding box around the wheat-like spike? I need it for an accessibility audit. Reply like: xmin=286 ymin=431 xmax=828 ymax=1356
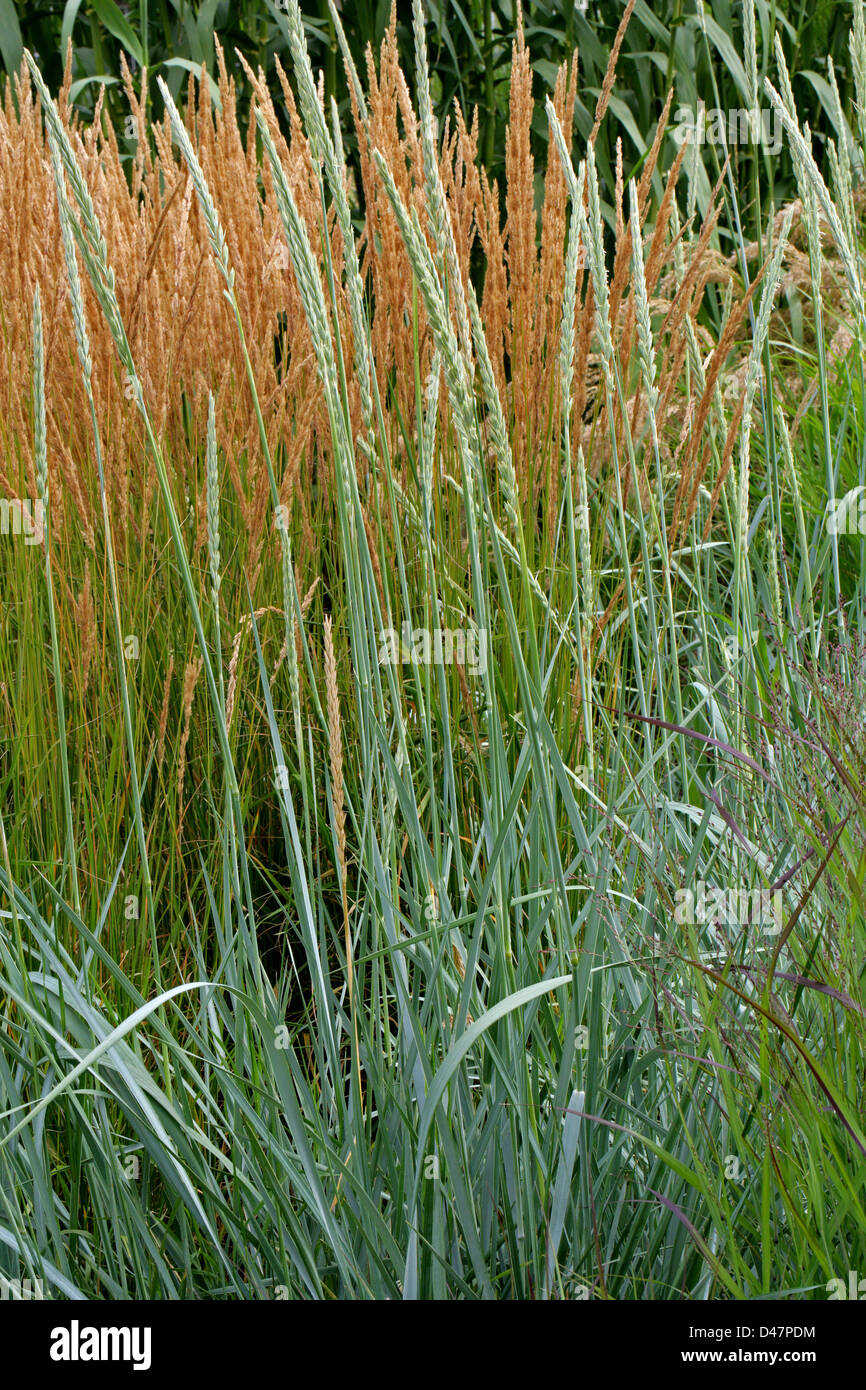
xmin=737 ymin=208 xmax=793 ymax=555
xmin=26 ymin=54 xmax=117 ymax=308
xmin=765 ymin=78 xmax=864 ymax=320
xmin=560 ymin=204 xmax=582 ymax=410
xmin=47 ymin=141 xmax=93 ymax=385
xmin=628 ymin=179 xmax=657 ymax=416
xmin=412 ymin=0 xmax=446 ymax=258
xmin=772 ymin=32 xmax=797 ymax=119
xmin=547 ymin=96 xmax=593 ymax=430
xmin=744 ymin=0 xmax=758 ymax=119
xmin=329 ymin=90 xmax=346 ymax=171
xmin=742 ymin=208 xmax=793 ymax=445
xmin=328 ymin=93 xmax=375 ymax=451
xmin=851 ymin=0 xmax=866 ymax=157
xmin=46 ymin=133 xmax=129 ymax=376
xmin=279 ymin=0 xmax=375 ymax=448
xmin=827 ymin=140 xmax=857 ymax=265
xmin=776 ymin=408 xmax=799 ymax=507
xmin=773 ymin=79 xmax=820 ymax=284
xmin=827 ymin=58 xmax=851 ymax=188
xmin=545 ymin=97 xmax=580 ymax=201
xmin=372 ymin=148 xmax=478 ymax=493
xmin=328 ymin=0 xmax=367 ymax=118
xmin=800 ymin=124 xmax=823 ymax=274
xmin=280 ymin=0 xmax=331 ymax=166
xmin=826 ymin=61 xmax=857 ymax=253
xmin=257 ymin=112 xmax=354 ymax=502
xmin=826 ymin=136 xmax=844 ymax=210
xmin=28 ymin=60 xmax=145 ymax=410
xmin=257 ymin=115 xmax=342 ymax=412
xmin=582 ymin=142 xmax=614 ymax=382
xmin=548 ymin=106 xmax=587 ymax=398
xmin=771 ymin=20 xmax=809 ymax=223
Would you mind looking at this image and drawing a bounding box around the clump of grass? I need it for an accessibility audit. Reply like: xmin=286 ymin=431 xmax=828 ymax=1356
xmin=0 ymin=2 xmax=864 ymax=1303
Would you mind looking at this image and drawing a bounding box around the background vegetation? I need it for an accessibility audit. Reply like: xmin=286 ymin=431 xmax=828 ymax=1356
xmin=1 ymin=0 xmax=859 ymax=234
